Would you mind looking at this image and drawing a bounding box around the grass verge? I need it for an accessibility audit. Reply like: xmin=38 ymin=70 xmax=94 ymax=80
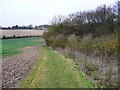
xmin=19 ymin=45 xmax=97 ymax=88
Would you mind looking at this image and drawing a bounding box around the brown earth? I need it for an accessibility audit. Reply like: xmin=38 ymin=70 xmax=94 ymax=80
xmin=2 ymin=45 xmax=42 ymax=88
xmin=32 ymin=39 xmax=45 ymax=42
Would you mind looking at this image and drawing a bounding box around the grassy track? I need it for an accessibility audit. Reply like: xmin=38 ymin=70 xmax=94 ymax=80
xmin=1 ymin=38 xmax=45 ymax=57
xmin=19 ymin=46 xmax=97 ymax=88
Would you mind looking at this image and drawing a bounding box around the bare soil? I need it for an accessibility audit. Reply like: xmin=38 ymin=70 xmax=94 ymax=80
xmin=32 ymin=39 xmax=45 ymax=42
xmin=2 ymin=45 xmax=42 ymax=88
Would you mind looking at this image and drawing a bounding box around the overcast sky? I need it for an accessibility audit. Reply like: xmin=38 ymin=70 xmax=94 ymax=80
xmin=0 ymin=0 xmax=116 ymax=27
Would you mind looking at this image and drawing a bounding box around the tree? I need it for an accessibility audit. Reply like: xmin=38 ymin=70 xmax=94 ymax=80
xmin=51 ymin=15 xmax=66 ymax=25
xmin=28 ymin=24 xmax=33 ymax=29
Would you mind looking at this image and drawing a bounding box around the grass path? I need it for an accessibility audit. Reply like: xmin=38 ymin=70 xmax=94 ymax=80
xmin=19 ymin=46 xmax=97 ymax=88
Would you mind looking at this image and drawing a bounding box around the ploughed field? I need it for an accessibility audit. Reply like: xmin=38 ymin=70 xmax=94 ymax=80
xmin=0 ymin=30 xmax=45 ymax=38
xmin=1 ymin=38 xmax=45 ymax=88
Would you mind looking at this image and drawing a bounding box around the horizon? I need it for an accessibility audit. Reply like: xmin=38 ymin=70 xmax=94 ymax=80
xmin=1 ymin=24 xmax=50 ymax=28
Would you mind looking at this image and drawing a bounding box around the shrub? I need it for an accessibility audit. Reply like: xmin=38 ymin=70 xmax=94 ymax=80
xmin=52 ymin=34 xmax=67 ymax=48
xmin=67 ymin=35 xmax=79 ymax=51
xmin=79 ymin=34 xmax=93 ymax=50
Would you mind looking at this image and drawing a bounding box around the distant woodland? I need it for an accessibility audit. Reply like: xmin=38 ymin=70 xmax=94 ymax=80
xmin=1 ymin=25 xmax=49 ymax=30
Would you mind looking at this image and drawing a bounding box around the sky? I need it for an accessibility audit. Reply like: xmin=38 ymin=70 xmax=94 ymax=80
xmin=0 ymin=0 xmax=116 ymax=27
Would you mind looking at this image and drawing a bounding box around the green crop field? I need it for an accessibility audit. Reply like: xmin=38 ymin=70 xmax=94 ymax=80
xmin=1 ymin=38 xmax=45 ymax=57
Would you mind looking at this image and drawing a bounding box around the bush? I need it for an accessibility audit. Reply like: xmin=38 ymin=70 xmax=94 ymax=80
xmin=79 ymin=34 xmax=93 ymax=50
xmin=52 ymin=34 xmax=67 ymax=48
xmin=67 ymin=35 xmax=79 ymax=51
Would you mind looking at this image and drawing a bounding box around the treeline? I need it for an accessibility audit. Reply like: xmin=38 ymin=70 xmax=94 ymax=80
xmin=43 ymin=3 xmax=119 ymax=49
xmin=1 ymin=35 xmax=41 ymax=39
xmin=43 ymin=3 xmax=119 ymax=88
xmin=1 ymin=25 xmax=49 ymax=30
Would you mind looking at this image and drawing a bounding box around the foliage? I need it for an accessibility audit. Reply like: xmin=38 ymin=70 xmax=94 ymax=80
xmin=79 ymin=34 xmax=93 ymax=50
xmin=52 ymin=34 xmax=67 ymax=48
xmin=43 ymin=2 xmax=118 ymax=52
xmin=42 ymin=2 xmax=119 ymax=87
xmin=67 ymin=35 xmax=79 ymax=51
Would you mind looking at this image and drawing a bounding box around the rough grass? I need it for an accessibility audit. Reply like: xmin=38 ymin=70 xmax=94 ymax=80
xmin=1 ymin=38 xmax=45 ymax=57
xmin=19 ymin=46 xmax=97 ymax=88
